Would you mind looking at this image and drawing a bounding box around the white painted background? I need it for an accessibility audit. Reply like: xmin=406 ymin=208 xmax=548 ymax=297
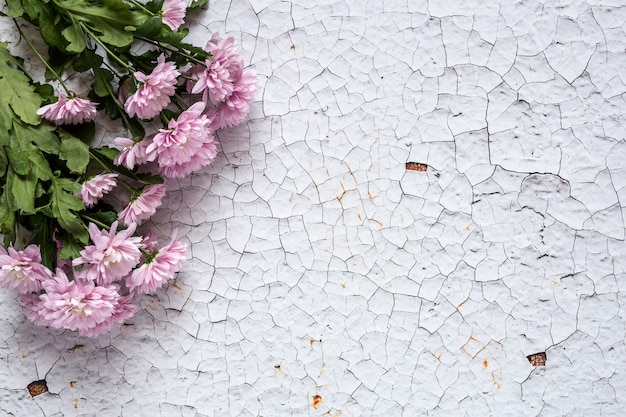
xmin=2 ymin=0 xmax=626 ymax=415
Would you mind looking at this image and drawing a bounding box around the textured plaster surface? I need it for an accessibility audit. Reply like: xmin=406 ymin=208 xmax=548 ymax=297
xmin=2 ymin=0 xmax=626 ymax=416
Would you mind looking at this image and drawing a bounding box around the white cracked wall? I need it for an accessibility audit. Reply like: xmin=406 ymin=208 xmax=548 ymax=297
xmin=2 ymin=0 xmax=626 ymax=416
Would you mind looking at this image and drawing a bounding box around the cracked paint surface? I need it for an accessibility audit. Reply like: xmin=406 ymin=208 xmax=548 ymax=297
xmin=2 ymin=0 xmax=626 ymax=415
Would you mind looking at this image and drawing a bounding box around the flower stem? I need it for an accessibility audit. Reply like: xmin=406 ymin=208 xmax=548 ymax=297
xmin=14 ymin=20 xmax=72 ymax=95
xmin=80 ymin=23 xmax=135 ymax=71
xmin=80 ymin=213 xmax=111 ymax=231
xmin=125 ymin=0 xmax=156 ymax=16
xmin=139 ymin=37 xmax=211 ymax=66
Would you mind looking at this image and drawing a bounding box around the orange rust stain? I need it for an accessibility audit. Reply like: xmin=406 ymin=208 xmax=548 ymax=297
xmin=357 ymin=213 xmax=362 ymax=222
xmin=465 ymin=226 xmax=471 ymax=231
xmin=290 ymin=44 xmax=295 ymax=51
xmin=373 ymin=220 xmax=384 ymax=228
xmin=483 ymin=359 xmax=489 ymax=369
xmin=310 ymin=338 xmax=322 ymax=347
xmin=312 ymin=394 xmax=323 ymax=409
xmin=73 ymin=399 xmax=79 ymax=411
xmin=274 ymin=365 xmax=281 ymax=370
xmin=170 ymin=282 xmax=182 ymax=290
xmin=340 ymin=283 xmax=346 ymax=289
xmin=406 ymin=162 xmax=428 ymax=171
xmin=457 ymin=297 xmax=469 ymax=308
xmin=69 ymin=381 xmax=76 ymax=388
xmin=426 ymin=350 xmax=442 ymax=361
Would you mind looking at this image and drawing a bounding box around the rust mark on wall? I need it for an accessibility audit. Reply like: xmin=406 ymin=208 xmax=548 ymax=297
xmin=527 ymin=352 xmax=547 ymax=366
xmin=27 ymin=380 xmax=48 ymax=397
xmin=312 ymin=394 xmax=323 ymax=409
xmin=405 ymin=162 xmax=428 ymax=171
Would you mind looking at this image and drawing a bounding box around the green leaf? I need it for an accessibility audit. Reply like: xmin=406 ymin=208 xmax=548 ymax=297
xmin=59 ymin=130 xmax=90 ymax=174
xmin=90 ymin=147 xmax=163 ymax=185
xmin=10 ymin=169 xmax=37 ymax=214
xmin=6 ymin=148 xmax=31 ymax=175
xmin=24 ymin=214 xmax=57 ymax=269
xmin=61 ymin=21 xmax=87 ymax=53
xmin=13 ymin=120 xmax=59 ymax=155
xmin=135 ymin=15 xmax=163 ymax=38
xmin=53 ymin=0 xmax=149 ymax=48
xmin=0 ymin=42 xmax=42 ymax=129
xmin=59 ymin=233 xmax=83 ymax=259
xmin=50 ymin=176 xmax=88 ymax=243
xmin=188 ymin=0 xmax=209 ymax=11
xmin=5 ymin=0 xmax=25 ymax=17
xmin=0 ymin=190 xmax=16 ymax=244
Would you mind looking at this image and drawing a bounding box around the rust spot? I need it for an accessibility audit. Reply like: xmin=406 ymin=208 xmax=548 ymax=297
xmin=73 ymin=399 xmax=79 ymax=411
xmin=67 ymin=344 xmax=84 ymax=353
xmin=170 ymin=282 xmax=182 ymax=290
xmin=406 ymin=162 xmax=428 ymax=171
xmin=309 ymin=338 xmax=322 ymax=347
xmin=27 ymin=380 xmax=48 ymax=397
xmin=373 ymin=220 xmax=384 ymax=228
xmin=483 ymin=359 xmax=489 ymax=369
xmin=290 ymin=44 xmax=295 ymax=51
xmin=312 ymin=394 xmax=323 ymax=409
xmin=274 ymin=365 xmax=281 ymax=370
xmin=527 ymin=352 xmax=547 ymax=366
xmin=69 ymin=381 xmax=76 ymax=388
xmin=357 ymin=213 xmax=362 ymax=222
xmin=465 ymin=226 xmax=471 ymax=231
xmin=426 ymin=350 xmax=441 ymax=361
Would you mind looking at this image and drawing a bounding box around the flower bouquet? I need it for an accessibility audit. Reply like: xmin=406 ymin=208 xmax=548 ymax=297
xmin=0 ymin=0 xmax=256 ymax=336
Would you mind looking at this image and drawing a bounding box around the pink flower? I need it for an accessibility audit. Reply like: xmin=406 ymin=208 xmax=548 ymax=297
xmin=161 ymin=0 xmax=186 ymax=31
xmin=0 ymin=245 xmax=53 ymax=293
xmin=37 ymin=94 xmax=97 ymax=125
xmin=38 ymin=269 xmax=120 ymax=333
xmin=208 ymin=68 xmax=257 ymax=129
xmin=124 ymin=54 xmax=180 ymax=119
xmin=191 ymin=35 xmax=241 ymax=104
xmin=126 ymin=233 xmax=186 ymax=294
xmin=113 ymin=136 xmax=157 ymax=169
xmin=78 ymin=293 xmax=137 ymax=337
xmin=79 ymin=173 xmax=118 ymax=208
xmin=147 ymin=102 xmax=217 ymax=178
xmin=119 ymin=183 xmax=167 ymax=226
xmin=73 ymin=221 xmax=143 ymax=285
xmin=20 ymin=293 xmax=50 ymax=326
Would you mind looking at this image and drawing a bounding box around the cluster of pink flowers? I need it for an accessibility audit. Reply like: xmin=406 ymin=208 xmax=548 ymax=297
xmin=1 ymin=222 xmax=186 ymax=337
xmin=114 ymin=33 xmax=256 ymax=178
xmin=17 ymin=3 xmax=257 ymax=337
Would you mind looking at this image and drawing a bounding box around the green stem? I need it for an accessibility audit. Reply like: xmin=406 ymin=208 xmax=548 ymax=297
xmin=80 ymin=213 xmax=110 ymax=230
xmin=125 ymin=0 xmax=156 ymax=16
xmin=14 ymin=20 xmax=72 ymax=95
xmin=139 ymin=37 xmax=210 ymax=66
xmin=80 ymin=23 xmax=135 ymax=71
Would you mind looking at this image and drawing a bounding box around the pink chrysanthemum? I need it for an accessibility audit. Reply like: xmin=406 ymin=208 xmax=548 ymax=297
xmin=79 ymin=172 xmax=118 ymax=208
xmin=126 ymin=233 xmax=186 ymax=294
xmin=78 ymin=293 xmax=137 ymax=337
xmin=0 ymin=245 xmax=53 ymax=293
xmin=20 ymin=293 xmax=49 ymax=326
xmin=124 ymin=54 xmax=180 ymax=119
xmin=119 ymin=183 xmax=167 ymax=226
xmin=161 ymin=0 xmax=186 ymax=31
xmin=73 ymin=221 xmax=143 ymax=285
xmin=147 ymin=101 xmax=217 ymax=178
xmin=208 ymin=68 xmax=257 ymax=129
xmin=37 ymin=94 xmax=97 ymax=125
xmin=38 ymin=269 xmax=120 ymax=333
xmin=113 ymin=136 xmax=156 ymax=169
xmin=191 ymin=35 xmax=241 ymax=104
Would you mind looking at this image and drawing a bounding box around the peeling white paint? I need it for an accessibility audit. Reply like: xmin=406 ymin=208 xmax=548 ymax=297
xmin=2 ymin=0 xmax=626 ymax=415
